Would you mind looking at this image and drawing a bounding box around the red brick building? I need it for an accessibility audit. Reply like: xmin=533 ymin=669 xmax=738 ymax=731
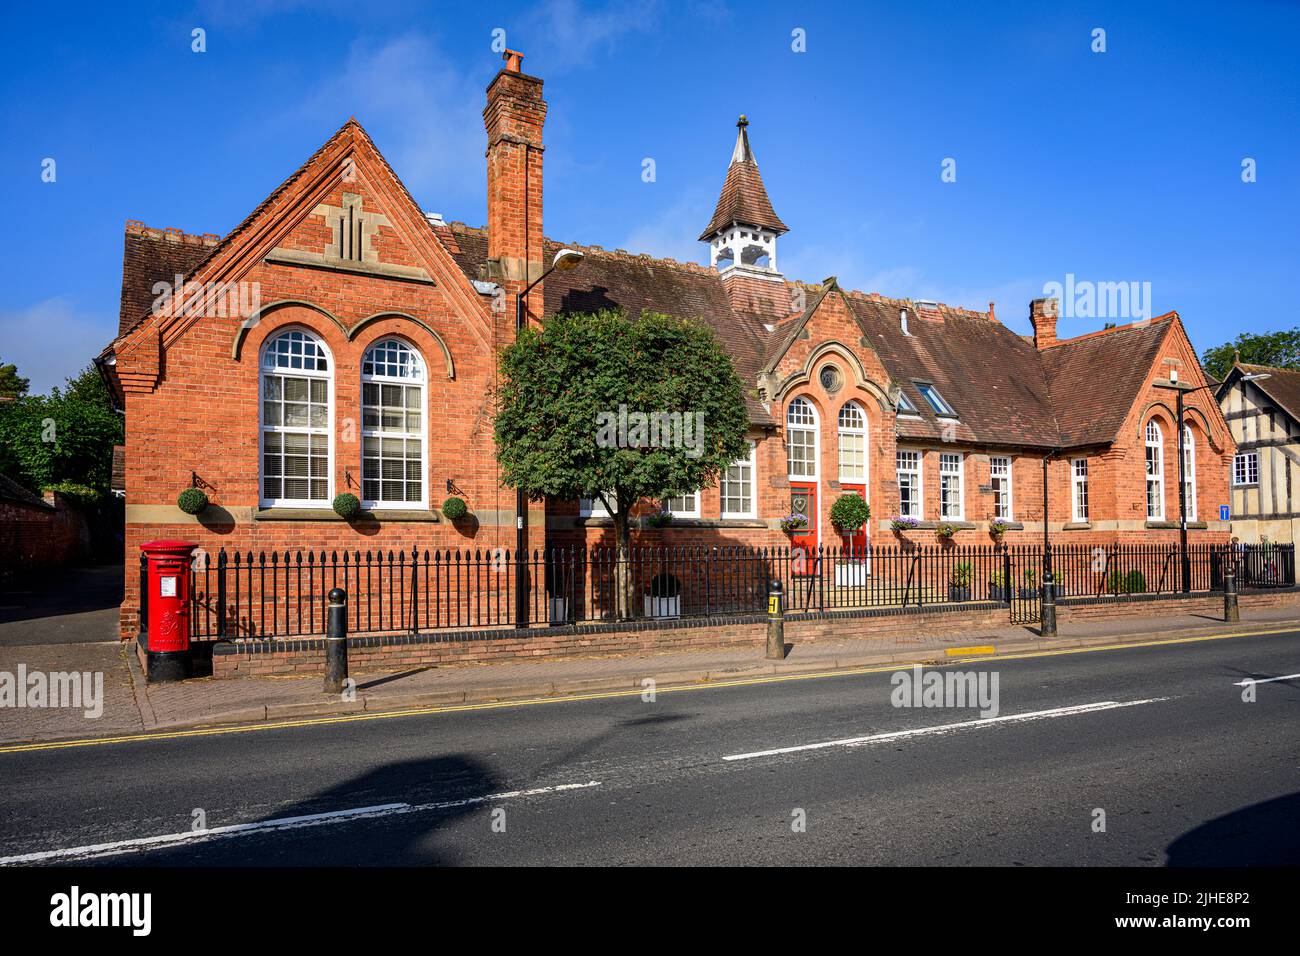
xmin=101 ymin=52 xmax=1232 ymax=636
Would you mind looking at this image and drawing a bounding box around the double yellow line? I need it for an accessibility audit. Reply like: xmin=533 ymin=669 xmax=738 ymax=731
xmin=1 ymin=624 xmax=1294 ymax=756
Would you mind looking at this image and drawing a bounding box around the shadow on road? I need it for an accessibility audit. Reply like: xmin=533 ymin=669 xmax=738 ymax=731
xmin=85 ymin=754 xmax=504 ymax=867
xmin=0 ymin=564 xmax=123 ymax=641
xmin=1166 ymin=791 xmax=1300 ymax=866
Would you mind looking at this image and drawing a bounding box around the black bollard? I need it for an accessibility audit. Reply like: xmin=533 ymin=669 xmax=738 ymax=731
xmin=766 ymin=579 xmax=787 ymax=660
xmin=1224 ymin=565 xmax=1240 ymax=623
xmin=324 ymin=587 xmax=349 ymax=694
xmin=1040 ymin=571 xmax=1058 ymax=637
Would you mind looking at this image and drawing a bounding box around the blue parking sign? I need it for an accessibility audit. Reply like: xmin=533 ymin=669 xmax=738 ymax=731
xmin=1219 ymin=504 xmax=1230 ymax=521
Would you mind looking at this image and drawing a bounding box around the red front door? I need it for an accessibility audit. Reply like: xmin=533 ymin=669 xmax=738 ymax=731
xmin=789 ymin=483 xmax=818 ymax=575
xmin=840 ymin=484 xmax=868 ymax=558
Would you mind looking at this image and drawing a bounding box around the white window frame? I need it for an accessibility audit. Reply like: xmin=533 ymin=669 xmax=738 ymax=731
xmin=916 ymin=382 xmax=956 ymax=417
xmin=662 ymin=491 xmax=700 ymax=519
xmin=720 ymin=441 xmax=758 ymax=519
xmin=579 ymin=495 xmax=611 ymax=518
xmin=1233 ymin=452 xmax=1259 ymax=486
xmin=1181 ymin=425 xmax=1197 ymax=521
xmin=837 ymin=401 xmax=868 ymax=484
xmin=897 ymin=450 xmax=922 ymax=518
xmin=259 ymin=328 xmax=334 ymax=509
xmin=990 ymin=456 xmax=1013 ymax=520
xmin=786 ymin=396 xmax=819 ymax=480
xmin=1071 ymin=458 xmax=1089 ymax=522
xmin=939 ymin=452 xmax=964 ymax=520
xmin=360 ymin=338 xmax=427 ymax=509
xmin=896 ymin=391 xmax=919 ymax=416
xmin=1145 ymin=419 xmax=1165 ymax=520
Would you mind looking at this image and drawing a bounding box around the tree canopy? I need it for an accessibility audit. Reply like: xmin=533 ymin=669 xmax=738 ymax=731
xmin=0 ymin=358 xmax=29 ymax=399
xmin=0 ymin=363 xmax=123 ymax=497
xmin=1202 ymin=328 xmax=1300 ymax=381
xmin=494 ymin=308 xmax=751 ymax=550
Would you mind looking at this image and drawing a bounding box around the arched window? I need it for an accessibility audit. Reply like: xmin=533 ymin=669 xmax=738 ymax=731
xmin=1145 ymin=419 xmax=1165 ymax=520
xmin=260 ymin=329 xmax=332 ymax=507
xmin=837 ymin=401 xmax=866 ymax=482
xmin=786 ymin=397 xmax=818 ymax=479
xmin=1182 ymin=425 xmax=1197 ymax=520
xmin=361 ymin=339 xmax=426 ymax=507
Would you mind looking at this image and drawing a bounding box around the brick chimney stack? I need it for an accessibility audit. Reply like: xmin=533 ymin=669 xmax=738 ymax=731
xmin=1029 ymin=297 xmax=1059 ymax=350
xmin=484 ymin=49 xmax=546 ymax=328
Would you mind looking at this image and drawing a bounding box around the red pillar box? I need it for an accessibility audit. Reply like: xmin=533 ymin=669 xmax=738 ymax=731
xmin=139 ymin=539 xmax=198 ymax=682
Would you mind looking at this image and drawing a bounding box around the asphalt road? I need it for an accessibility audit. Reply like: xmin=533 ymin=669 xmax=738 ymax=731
xmin=0 ymin=631 xmax=1297 ymax=866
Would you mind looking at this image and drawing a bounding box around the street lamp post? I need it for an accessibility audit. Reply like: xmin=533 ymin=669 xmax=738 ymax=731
xmin=512 ymin=249 xmax=585 ymax=629
xmin=1155 ymin=370 xmax=1268 ymax=593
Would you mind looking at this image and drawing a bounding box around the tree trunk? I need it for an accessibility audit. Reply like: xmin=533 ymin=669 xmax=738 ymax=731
xmin=614 ymin=507 xmax=632 ymax=621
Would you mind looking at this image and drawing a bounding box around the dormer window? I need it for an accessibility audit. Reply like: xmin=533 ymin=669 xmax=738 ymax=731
xmin=896 ymin=391 xmax=919 ymax=415
xmin=916 ymin=382 xmax=956 ymax=417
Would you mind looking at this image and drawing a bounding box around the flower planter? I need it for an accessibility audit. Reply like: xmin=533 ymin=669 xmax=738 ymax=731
xmin=989 ymin=585 xmax=1008 ymax=602
xmin=548 ymin=596 xmax=569 ymax=625
xmin=834 ymin=563 xmax=868 ymax=587
xmin=947 ymin=585 xmax=972 ymax=602
xmin=1018 ymin=587 xmax=1036 ymax=600
xmin=644 ymin=595 xmax=681 ymax=619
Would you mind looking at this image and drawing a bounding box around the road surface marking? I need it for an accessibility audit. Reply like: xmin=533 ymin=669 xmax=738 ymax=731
xmin=1233 ymin=672 xmax=1300 ymax=686
xmin=946 ymin=645 xmax=995 ymax=657
xmin=722 ymin=697 xmax=1173 ymax=762
xmin=0 ymin=781 xmax=601 ymax=866
xmin=0 ymin=624 xmax=1293 ymax=756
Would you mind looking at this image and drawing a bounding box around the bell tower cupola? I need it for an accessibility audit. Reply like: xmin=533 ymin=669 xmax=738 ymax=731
xmin=699 ymin=115 xmax=788 ymax=281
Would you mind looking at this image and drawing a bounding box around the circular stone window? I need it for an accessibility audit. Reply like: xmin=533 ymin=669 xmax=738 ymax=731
xmin=819 ymin=364 xmax=843 ymax=394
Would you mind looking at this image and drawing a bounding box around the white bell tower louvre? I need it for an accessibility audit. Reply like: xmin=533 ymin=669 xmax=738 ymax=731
xmin=700 ymin=115 xmax=788 ymax=281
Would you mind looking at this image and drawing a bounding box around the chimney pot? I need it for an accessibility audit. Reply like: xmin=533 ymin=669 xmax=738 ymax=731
xmin=503 ymin=49 xmax=524 ymax=73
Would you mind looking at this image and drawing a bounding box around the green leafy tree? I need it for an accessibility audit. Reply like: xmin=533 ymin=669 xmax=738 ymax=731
xmin=1202 ymin=328 xmax=1300 ymax=381
xmin=0 ymin=364 xmax=123 ymax=497
xmin=0 ymin=358 xmax=29 ymax=399
xmin=495 ymin=309 xmax=751 ymax=618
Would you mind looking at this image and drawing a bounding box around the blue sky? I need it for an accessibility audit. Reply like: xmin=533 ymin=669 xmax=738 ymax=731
xmin=3 ymin=0 xmax=1297 ymax=393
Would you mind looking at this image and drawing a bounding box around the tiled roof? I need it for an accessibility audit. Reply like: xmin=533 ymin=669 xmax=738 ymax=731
xmin=698 ymin=118 xmax=787 ymax=240
xmin=0 ymin=473 xmax=48 ymax=509
xmin=846 ymin=293 xmax=1062 ymax=447
xmin=1234 ymin=362 xmax=1300 ymax=424
xmin=1038 ymin=317 xmax=1174 ymax=446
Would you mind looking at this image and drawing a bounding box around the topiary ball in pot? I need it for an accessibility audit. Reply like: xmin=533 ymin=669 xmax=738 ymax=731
xmin=442 ymin=496 xmax=469 ymax=522
xmin=332 ymin=493 xmax=362 ymax=519
xmin=177 ymin=488 xmax=209 ymax=515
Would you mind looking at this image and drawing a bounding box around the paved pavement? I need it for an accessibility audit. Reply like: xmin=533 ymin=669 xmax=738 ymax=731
xmin=3 ymin=605 xmax=1300 ymax=745
xmin=0 ymin=564 xmax=122 ymax=646
xmin=0 ymin=632 xmax=1295 ymax=866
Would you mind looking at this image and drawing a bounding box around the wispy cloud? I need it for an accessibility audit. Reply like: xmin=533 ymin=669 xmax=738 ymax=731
xmin=519 ymin=0 xmax=663 ymax=74
xmin=0 ymin=298 xmax=112 ymax=395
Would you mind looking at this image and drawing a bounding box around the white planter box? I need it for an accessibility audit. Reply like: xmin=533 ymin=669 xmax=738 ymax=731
xmin=834 ymin=563 xmax=868 ymax=587
xmin=644 ymin=595 xmax=681 ymax=619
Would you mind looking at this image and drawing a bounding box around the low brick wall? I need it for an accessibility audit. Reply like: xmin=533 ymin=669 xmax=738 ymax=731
xmin=208 ymin=589 xmax=1300 ymax=680
xmin=211 ymin=602 xmax=1011 ymax=679
xmin=0 ymin=491 xmax=90 ymax=579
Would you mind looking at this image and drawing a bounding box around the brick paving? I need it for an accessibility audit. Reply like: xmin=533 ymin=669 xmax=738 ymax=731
xmin=0 ymin=641 xmax=143 ymax=743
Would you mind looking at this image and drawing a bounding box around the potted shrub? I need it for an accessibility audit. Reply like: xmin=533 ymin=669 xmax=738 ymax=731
xmin=890 ymin=515 xmax=920 ymax=533
xmin=1020 ymin=567 xmax=1037 ymax=600
xmin=177 ymin=487 xmax=209 ymax=515
xmin=988 ymin=570 xmax=1009 ymax=602
xmin=778 ymin=513 xmax=809 ymax=534
xmin=989 ymin=520 xmax=1009 ymax=542
xmin=1048 ymin=570 xmax=1066 ymax=598
xmin=441 ymin=496 xmax=469 ymax=523
xmin=644 ymin=572 xmax=682 ymax=619
xmin=935 ymin=522 xmax=957 ymax=542
xmin=646 ymin=505 xmax=674 ymax=529
xmin=332 ymin=492 xmax=361 ymax=520
xmin=948 ymin=562 xmax=973 ymax=601
xmin=831 ymin=494 xmax=871 ymax=586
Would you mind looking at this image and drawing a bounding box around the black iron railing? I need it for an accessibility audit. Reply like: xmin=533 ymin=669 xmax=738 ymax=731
xmin=170 ymin=542 xmax=1294 ymax=641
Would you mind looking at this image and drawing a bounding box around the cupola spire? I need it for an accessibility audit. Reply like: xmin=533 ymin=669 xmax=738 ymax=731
xmin=700 ymin=115 xmax=787 ymax=279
